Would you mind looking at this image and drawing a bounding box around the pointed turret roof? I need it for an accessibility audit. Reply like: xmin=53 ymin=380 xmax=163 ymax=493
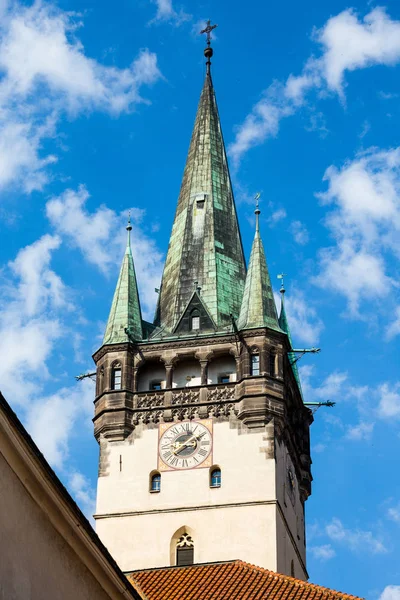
xmin=155 ymin=46 xmax=246 ymax=333
xmin=103 ymin=218 xmax=143 ymax=344
xmin=238 ymin=205 xmax=280 ymax=331
xmin=278 ymin=284 xmax=302 ymax=394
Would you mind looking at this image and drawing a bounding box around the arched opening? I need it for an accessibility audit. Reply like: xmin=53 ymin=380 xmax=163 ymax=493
xmin=170 ymin=526 xmax=195 ymax=566
xmin=176 ymin=532 xmax=194 ymax=566
xmin=111 ymin=362 xmax=122 ymax=390
xmin=149 ymin=471 xmax=161 ymax=493
xmin=137 ymin=361 xmax=166 ymax=392
xmin=210 ymin=466 xmax=221 ymax=488
xmin=172 ymin=358 xmax=201 ymax=388
xmin=269 ymin=348 xmax=276 ymax=377
xmin=207 ymin=355 xmax=236 ymax=385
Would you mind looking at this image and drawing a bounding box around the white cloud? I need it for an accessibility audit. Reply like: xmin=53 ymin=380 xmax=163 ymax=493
xmin=274 ymin=290 xmax=324 ymax=346
xmin=377 ymin=383 xmax=400 ymax=419
xmin=267 ymin=208 xmax=286 ymax=226
xmin=0 ymin=1 xmax=162 ymax=191
xmin=0 ymin=234 xmax=69 ymax=402
xmin=46 ymin=186 xmax=164 ymax=319
xmin=229 ymin=8 xmax=400 ymax=164
xmin=379 ymin=587 xmax=400 ymax=600
xmin=315 ymin=147 xmax=400 ymax=314
xmin=326 ymin=517 xmax=387 ymax=554
xmin=25 ymin=379 xmax=94 ymax=470
xmin=387 ymin=505 xmax=400 ymax=524
xmin=68 ymin=470 xmax=96 ymax=523
xmin=346 ymin=421 xmax=374 ymax=441
xmin=289 ymin=220 xmax=309 ymax=245
xmin=319 ymin=8 xmax=400 ymax=98
xmin=309 ymin=544 xmax=336 ymax=561
xmin=149 ymin=0 xmax=190 ymax=26
xmin=386 ymin=307 xmax=400 ymax=340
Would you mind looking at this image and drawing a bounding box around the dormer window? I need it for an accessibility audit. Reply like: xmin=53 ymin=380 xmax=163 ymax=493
xmin=191 ymin=311 xmax=200 ymax=331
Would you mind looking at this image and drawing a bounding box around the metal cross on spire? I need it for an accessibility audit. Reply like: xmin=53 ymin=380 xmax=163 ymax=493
xmin=200 ymin=19 xmax=218 ymax=46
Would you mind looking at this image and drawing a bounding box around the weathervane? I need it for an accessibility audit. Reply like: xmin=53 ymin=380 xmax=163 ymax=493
xmin=200 ymin=19 xmax=218 ymax=47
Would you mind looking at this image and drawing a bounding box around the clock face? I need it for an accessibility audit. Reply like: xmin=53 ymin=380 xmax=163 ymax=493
xmin=158 ymin=420 xmax=213 ymax=471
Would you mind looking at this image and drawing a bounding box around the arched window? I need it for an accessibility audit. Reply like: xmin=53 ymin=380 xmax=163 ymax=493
xmin=176 ymin=532 xmax=194 ymax=566
xmin=210 ymin=467 xmax=221 ymax=488
xmin=150 ymin=471 xmax=161 ymax=493
xmin=191 ymin=310 xmax=200 ymax=331
xmin=269 ymin=350 xmax=276 ymax=377
xmin=111 ymin=362 xmax=122 ymax=390
xmin=251 ymin=352 xmax=260 ymax=376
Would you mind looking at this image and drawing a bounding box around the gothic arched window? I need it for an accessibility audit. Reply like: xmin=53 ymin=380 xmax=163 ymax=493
xmin=111 ymin=362 xmax=122 ymax=390
xmin=150 ymin=471 xmax=161 ymax=493
xmin=210 ymin=467 xmax=221 ymax=488
xmin=176 ymin=532 xmax=194 ymax=566
xmin=269 ymin=349 xmax=276 ymax=377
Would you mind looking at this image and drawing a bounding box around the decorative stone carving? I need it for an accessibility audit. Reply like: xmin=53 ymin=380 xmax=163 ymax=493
xmin=171 ymin=388 xmax=200 ymax=405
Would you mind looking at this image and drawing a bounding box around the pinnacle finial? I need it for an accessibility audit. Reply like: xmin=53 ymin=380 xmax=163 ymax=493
xmin=126 ymin=210 xmax=132 ymax=232
xmin=200 ymin=19 xmax=218 ymax=74
xmin=254 ymin=192 xmax=261 ymax=232
xmin=277 ymin=272 xmax=287 ymax=295
xmin=126 ymin=211 xmax=132 ymax=253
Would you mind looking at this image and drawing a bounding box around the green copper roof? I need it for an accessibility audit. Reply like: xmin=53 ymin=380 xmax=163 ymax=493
xmin=155 ymin=69 xmax=246 ymax=333
xmin=103 ymin=224 xmax=143 ymax=344
xmin=278 ymin=291 xmax=303 ymax=395
xmin=237 ymin=213 xmax=280 ymax=332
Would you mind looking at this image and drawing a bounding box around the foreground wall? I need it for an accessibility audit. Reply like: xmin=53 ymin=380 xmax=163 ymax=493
xmin=0 ymin=393 xmax=140 ymax=600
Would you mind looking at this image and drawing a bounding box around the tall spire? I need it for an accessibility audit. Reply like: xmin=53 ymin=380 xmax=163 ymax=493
xmin=238 ymin=198 xmax=280 ymax=331
xmin=155 ymin=27 xmax=246 ymax=333
xmin=103 ymin=215 xmax=143 ymax=344
xmin=278 ymin=276 xmax=303 ymax=394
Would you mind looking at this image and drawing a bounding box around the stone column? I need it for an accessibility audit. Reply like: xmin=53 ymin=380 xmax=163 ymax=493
xmin=132 ymin=367 xmax=139 ymax=392
xmin=165 ymin=364 xmax=174 ymax=389
xmin=199 ymin=360 xmax=208 ymax=385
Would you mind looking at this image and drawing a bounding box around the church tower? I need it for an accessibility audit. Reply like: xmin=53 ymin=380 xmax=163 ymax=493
xmin=93 ymin=30 xmax=313 ymax=580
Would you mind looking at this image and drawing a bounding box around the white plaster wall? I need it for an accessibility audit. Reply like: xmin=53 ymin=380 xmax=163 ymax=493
xmin=138 ymin=364 xmax=166 ymax=391
xmin=96 ymin=504 xmax=278 ymax=572
xmin=0 ymin=453 xmax=115 ymax=600
xmin=95 ymin=420 xmax=278 ymax=571
xmin=96 ymin=421 xmax=276 ymax=515
xmin=207 ymin=356 xmax=236 ymax=384
xmin=172 ymin=360 xmax=201 ymax=388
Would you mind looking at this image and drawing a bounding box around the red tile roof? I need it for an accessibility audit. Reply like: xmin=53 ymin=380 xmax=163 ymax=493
xmin=128 ymin=560 xmax=362 ymax=600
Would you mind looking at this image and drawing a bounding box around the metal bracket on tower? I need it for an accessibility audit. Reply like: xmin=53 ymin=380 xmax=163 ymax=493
xmin=75 ymin=372 xmax=96 ymax=382
xmin=289 ymin=348 xmax=321 ymax=365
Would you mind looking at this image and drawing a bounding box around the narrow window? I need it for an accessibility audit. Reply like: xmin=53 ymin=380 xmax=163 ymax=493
xmin=150 ymin=472 xmax=161 ymax=493
xmin=111 ymin=363 xmax=122 ymax=390
xmin=210 ymin=467 xmax=221 ymax=488
xmin=191 ymin=315 xmax=200 ymax=330
xmin=151 ymin=381 xmax=162 ymax=390
xmin=269 ymin=350 xmax=276 ymax=377
xmin=251 ymin=353 xmax=260 ymax=376
xmin=218 ymin=374 xmax=231 ymax=384
xmin=176 ymin=533 xmax=194 ymax=566
xmin=291 ymin=559 xmax=295 ymax=578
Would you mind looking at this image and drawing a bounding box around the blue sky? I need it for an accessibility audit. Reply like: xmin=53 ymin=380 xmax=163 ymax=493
xmin=0 ymin=0 xmax=400 ymax=597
